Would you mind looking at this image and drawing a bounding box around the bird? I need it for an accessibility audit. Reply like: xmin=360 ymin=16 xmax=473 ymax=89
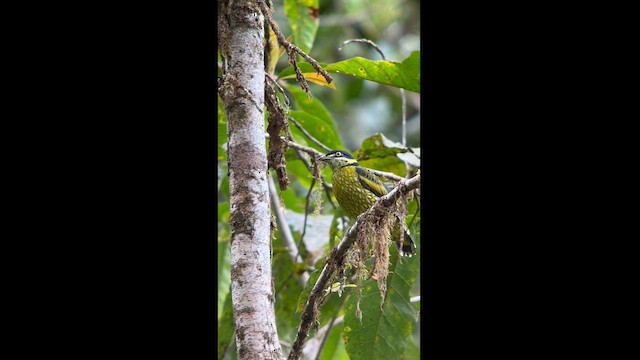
xmin=318 ymin=149 xmax=416 ymax=257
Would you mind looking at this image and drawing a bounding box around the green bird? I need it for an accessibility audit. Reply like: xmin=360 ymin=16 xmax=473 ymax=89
xmin=318 ymin=149 xmax=416 ymax=257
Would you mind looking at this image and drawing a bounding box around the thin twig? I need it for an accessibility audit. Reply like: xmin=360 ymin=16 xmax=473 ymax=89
xmin=278 ymin=133 xmax=349 ymax=274
xmin=281 ymin=136 xmax=405 ymax=182
xmin=401 ymin=87 xmax=410 ymax=177
xmin=339 ymin=38 xmax=411 ymax=176
xmin=339 ymin=38 xmax=387 ymax=60
xmin=408 ymin=202 xmax=420 ymax=229
xmin=368 ymin=168 xmax=404 ymax=182
xmin=287 ymin=174 xmax=421 ymax=360
xmin=401 ymin=88 xmax=407 ymax=147
xmin=289 ymin=117 xmax=333 ymax=152
xmin=284 ymin=177 xmax=316 ymax=274
xmin=269 ymin=132 xmax=406 ymax=183
xmin=284 ymin=138 xmax=324 ymax=159
xmin=258 ymin=0 xmax=333 ymax=96
xmin=268 ymin=174 xmax=310 ymax=286
xmin=266 ymin=72 xmax=290 ymax=109
xmin=280 ymin=132 xmax=337 ymax=201
xmin=301 ymin=178 xmax=315 ymax=243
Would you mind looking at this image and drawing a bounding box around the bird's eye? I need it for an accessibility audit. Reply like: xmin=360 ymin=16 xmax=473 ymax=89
xmin=335 ymin=151 xmax=342 ymax=157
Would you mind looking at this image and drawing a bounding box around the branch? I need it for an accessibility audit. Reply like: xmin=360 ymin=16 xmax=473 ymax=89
xmin=266 ymin=72 xmax=290 ymax=109
xmin=283 ymin=138 xmax=323 ymax=157
xmin=258 ymin=0 xmax=333 ymax=96
xmin=279 ymin=136 xmax=405 ymax=182
xmin=300 ymin=178 xmax=315 ymax=250
xmin=339 ymin=38 xmax=387 ymax=60
xmin=287 ymin=173 xmax=421 ymax=360
xmin=289 ymin=117 xmax=333 ymax=152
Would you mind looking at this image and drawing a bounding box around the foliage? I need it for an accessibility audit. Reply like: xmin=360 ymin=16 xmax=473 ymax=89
xmin=278 ymin=51 xmax=420 ymax=93
xmin=218 ymin=0 xmax=420 ymax=358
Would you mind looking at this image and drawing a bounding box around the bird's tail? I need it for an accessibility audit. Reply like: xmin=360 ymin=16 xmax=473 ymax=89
xmin=399 ymin=230 xmax=417 ymax=257
xmin=392 ymin=218 xmax=417 ymax=257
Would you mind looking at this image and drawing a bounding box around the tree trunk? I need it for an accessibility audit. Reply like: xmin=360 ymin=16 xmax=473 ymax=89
xmin=218 ymin=1 xmax=283 ymax=359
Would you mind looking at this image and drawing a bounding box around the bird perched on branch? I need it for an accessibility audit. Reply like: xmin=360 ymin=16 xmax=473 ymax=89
xmin=318 ymin=150 xmax=416 ymax=257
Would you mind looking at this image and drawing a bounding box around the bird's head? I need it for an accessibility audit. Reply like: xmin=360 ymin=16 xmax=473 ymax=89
xmin=318 ymin=150 xmax=358 ymax=170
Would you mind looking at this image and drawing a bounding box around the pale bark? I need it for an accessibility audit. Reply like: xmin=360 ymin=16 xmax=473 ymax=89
xmin=218 ymin=0 xmax=283 ymax=359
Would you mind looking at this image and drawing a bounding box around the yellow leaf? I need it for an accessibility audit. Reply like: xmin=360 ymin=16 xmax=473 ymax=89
xmin=267 ymin=26 xmax=280 ymax=75
xmin=280 ymin=72 xmax=336 ymax=90
xmin=303 ymin=72 xmax=336 ymax=89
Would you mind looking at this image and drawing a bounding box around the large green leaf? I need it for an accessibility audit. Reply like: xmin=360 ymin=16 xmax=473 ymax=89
xmin=289 ymin=110 xmax=342 ymax=152
xmin=285 ymin=84 xmax=343 ymax=153
xmin=358 ymin=155 xmax=407 ymax=178
xmin=342 ymin=249 xmax=419 ymax=360
xmin=325 ymin=51 xmax=420 ymax=93
xmin=356 ymin=133 xmax=419 ymax=174
xmin=357 ymin=133 xmax=406 ymax=159
xmin=284 ymin=0 xmax=320 ymax=54
xmin=278 ymin=52 xmax=420 ymax=92
xmin=400 ymin=335 xmax=421 ymax=360
xmin=319 ymin=323 xmax=348 ymax=360
xmin=286 ymin=84 xmax=341 ymax=137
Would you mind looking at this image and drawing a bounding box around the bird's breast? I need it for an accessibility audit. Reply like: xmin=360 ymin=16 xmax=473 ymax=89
xmin=332 ymin=168 xmax=379 ymax=218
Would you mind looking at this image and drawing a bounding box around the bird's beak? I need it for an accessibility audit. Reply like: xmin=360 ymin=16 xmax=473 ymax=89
xmin=318 ymin=155 xmax=328 ymax=161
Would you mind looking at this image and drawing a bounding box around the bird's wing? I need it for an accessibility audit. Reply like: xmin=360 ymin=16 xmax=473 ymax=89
xmin=356 ymin=166 xmax=388 ymax=197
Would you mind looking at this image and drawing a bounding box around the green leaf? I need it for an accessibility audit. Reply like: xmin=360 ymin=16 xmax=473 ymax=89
xmin=217 ymin=290 xmax=234 ymax=359
xmin=342 ymin=249 xmax=419 ymax=360
xmin=359 ymin=156 xmax=407 ymax=178
xmin=289 ymin=110 xmax=341 ymax=152
xmin=329 ymin=211 xmax=346 ymax=249
xmin=319 ymin=323 xmax=348 ymax=360
xmin=284 ymin=0 xmax=320 ymax=54
xmin=285 ymin=158 xmax=314 ymax=189
xmin=280 ymin=186 xmax=308 ymax=214
xmin=357 ymin=133 xmax=406 ymax=160
xmin=296 ymin=266 xmax=323 ymax=313
xmin=272 ymin=233 xmax=307 ymax=343
xmin=325 ymin=51 xmax=420 ymax=93
xmin=286 ymin=85 xmax=340 ymax=136
xmin=285 ymin=84 xmax=343 ymax=153
xmin=217 ymin=240 xmax=231 ymax=320
xmin=356 ymin=133 xmax=419 ymax=175
xmin=277 ymin=51 xmax=420 ymax=92
xmin=400 ymin=335 xmax=421 ymax=360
